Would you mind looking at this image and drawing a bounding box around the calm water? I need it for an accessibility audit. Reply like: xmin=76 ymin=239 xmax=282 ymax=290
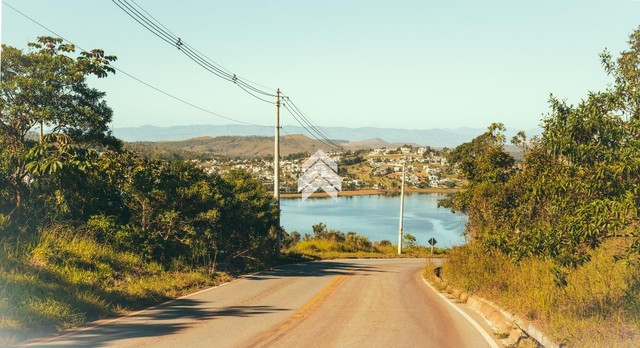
xmin=280 ymin=194 xmax=468 ymax=247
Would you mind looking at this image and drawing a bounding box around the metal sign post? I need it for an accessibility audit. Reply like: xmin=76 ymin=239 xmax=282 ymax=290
xmin=428 ymin=237 xmax=437 ymax=255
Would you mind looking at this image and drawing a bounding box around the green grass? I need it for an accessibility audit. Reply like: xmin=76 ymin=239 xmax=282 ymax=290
xmin=433 ymin=240 xmax=640 ymax=347
xmin=0 ymin=227 xmax=230 ymax=345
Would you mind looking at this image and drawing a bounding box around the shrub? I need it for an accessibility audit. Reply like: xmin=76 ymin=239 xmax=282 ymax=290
xmin=439 ymin=240 xmax=640 ymax=346
xmin=0 ymin=226 xmax=224 ymax=345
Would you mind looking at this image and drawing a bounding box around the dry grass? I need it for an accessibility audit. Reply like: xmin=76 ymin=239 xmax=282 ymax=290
xmin=0 ymin=227 xmax=230 ymax=345
xmin=286 ymin=238 xmax=443 ymax=259
xmin=437 ymin=240 xmax=640 ymax=347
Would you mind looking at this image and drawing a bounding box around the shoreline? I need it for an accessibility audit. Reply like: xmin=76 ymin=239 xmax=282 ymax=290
xmin=280 ymin=187 xmax=459 ymax=199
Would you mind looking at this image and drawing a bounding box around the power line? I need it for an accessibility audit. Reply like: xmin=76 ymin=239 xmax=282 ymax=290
xmin=112 ymin=0 xmax=345 ymax=149
xmin=281 ymin=96 xmax=343 ymax=150
xmin=6 ymin=0 xmax=344 ymax=152
xmin=283 ymin=104 xmax=341 ymax=151
xmin=115 ymin=68 xmax=270 ymax=127
xmin=280 ymin=128 xmax=315 ymax=154
xmin=128 ymin=0 xmax=270 ymax=95
xmin=112 ymin=0 xmax=176 ymax=45
xmin=284 ymin=96 xmax=343 ymax=149
xmin=180 ymin=39 xmax=276 ymax=91
xmin=3 ymin=1 xmax=271 ymax=129
xmin=287 ymin=99 xmax=342 ymax=148
xmin=130 ymin=0 xmax=179 ymax=38
xmin=112 ymin=0 xmax=277 ymax=102
xmin=282 ymin=104 xmax=336 ymax=150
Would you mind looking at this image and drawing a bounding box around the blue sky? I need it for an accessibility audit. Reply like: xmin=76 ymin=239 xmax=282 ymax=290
xmin=2 ymin=0 xmax=640 ymax=131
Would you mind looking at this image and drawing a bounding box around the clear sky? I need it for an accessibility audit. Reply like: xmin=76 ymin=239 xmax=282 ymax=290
xmin=2 ymin=0 xmax=640 ymax=131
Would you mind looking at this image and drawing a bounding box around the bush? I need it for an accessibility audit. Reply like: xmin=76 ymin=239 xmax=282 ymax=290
xmin=378 ymin=240 xmax=392 ymax=247
xmin=0 ymin=226 xmax=226 ymax=345
xmin=345 ymin=232 xmax=372 ymax=252
xmin=439 ymin=240 xmax=640 ymax=346
xmin=282 ymin=231 xmax=301 ymax=249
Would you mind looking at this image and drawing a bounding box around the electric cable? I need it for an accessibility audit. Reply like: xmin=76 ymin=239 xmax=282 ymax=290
xmin=3 ymin=1 xmax=271 ymax=129
xmin=6 ymin=1 xmax=344 ymax=150
xmin=282 ymin=102 xmax=339 ymax=150
xmin=111 ymin=0 xmax=347 ymax=147
xmin=112 ymin=0 xmax=277 ymax=100
xmin=281 ymin=97 xmax=343 ymax=150
xmin=284 ymin=97 xmax=343 ymax=149
xmin=280 ymin=128 xmax=315 ymax=154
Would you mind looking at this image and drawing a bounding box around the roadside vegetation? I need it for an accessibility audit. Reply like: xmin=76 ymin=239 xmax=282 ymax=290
xmin=0 ymin=228 xmax=232 ymax=343
xmin=0 ymin=36 xmax=447 ymax=345
xmin=435 ymin=27 xmax=640 ymax=346
xmin=0 ymin=37 xmax=279 ymax=344
xmin=283 ymin=222 xmax=445 ymax=259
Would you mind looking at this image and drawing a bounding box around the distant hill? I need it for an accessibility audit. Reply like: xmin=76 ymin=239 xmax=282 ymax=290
xmin=114 ymin=124 xmax=539 ymax=148
xmin=125 ymin=134 xmax=339 ymax=158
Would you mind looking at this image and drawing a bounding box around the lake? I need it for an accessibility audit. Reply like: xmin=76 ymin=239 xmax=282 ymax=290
xmin=280 ymin=194 xmax=468 ymax=247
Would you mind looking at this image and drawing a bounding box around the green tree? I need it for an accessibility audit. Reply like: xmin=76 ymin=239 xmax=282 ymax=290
xmin=94 ymin=151 xmax=224 ymax=263
xmin=0 ymin=37 xmax=118 ymax=228
xmin=282 ymin=231 xmax=302 ymax=248
xmin=440 ymin=123 xmax=515 ymax=241
xmin=219 ymin=169 xmax=280 ymax=269
xmin=510 ymin=130 xmax=528 ymax=155
xmin=447 ymin=123 xmax=514 ymax=184
xmin=403 ymin=233 xmax=417 ymax=248
xmin=443 ymin=27 xmax=640 ymax=267
xmin=311 ymin=222 xmax=344 ymax=242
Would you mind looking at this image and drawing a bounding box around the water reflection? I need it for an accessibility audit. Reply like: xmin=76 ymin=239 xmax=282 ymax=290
xmin=280 ymin=193 xmax=467 ymax=246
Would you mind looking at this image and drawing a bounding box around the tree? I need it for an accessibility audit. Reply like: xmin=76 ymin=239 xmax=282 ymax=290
xmin=439 ymin=123 xmax=515 ymax=240
xmin=218 ymin=169 xmax=280 ymax=269
xmin=0 ymin=37 xmax=118 ymax=227
xmin=600 ymin=27 xmax=640 ymax=120
xmin=283 ymin=231 xmax=301 ymax=248
xmin=447 ymin=123 xmax=514 ymax=184
xmin=312 ymin=222 xmax=328 ymax=237
xmin=403 ymin=233 xmax=417 ymax=248
xmin=510 ymin=130 xmax=528 ymax=155
xmin=442 ymin=27 xmax=640 ymax=266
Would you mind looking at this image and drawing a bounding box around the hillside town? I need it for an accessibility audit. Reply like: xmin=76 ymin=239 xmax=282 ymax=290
xmin=193 ymin=145 xmax=461 ymax=194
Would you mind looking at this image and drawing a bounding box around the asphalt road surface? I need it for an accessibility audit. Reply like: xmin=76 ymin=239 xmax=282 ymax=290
xmin=24 ymin=259 xmax=499 ymax=348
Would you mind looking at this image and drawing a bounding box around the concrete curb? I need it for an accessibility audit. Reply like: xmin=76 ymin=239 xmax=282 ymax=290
xmin=429 ymin=273 xmax=564 ymax=348
xmin=466 ymin=296 xmax=564 ymax=348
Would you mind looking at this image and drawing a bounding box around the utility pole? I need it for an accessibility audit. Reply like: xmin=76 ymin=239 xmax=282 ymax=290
xmin=274 ymin=88 xmax=281 ymax=255
xmin=398 ymin=158 xmax=406 ymax=255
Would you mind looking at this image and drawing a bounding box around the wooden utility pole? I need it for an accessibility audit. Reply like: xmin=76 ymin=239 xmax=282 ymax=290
xmin=274 ymin=88 xmax=281 ymax=255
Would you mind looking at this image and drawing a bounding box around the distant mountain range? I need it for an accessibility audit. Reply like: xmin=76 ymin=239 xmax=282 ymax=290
xmin=114 ymin=124 xmax=541 ymax=148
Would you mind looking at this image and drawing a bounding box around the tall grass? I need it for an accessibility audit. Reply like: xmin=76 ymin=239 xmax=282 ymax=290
xmin=437 ymin=240 xmax=640 ymax=346
xmin=0 ymin=226 xmax=229 ymax=345
xmin=286 ymin=237 xmax=445 ymax=259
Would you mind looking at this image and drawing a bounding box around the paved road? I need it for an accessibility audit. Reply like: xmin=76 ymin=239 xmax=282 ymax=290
xmin=25 ymin=259 xmax=498 ymax=348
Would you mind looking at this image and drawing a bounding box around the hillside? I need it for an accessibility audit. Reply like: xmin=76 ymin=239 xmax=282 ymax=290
xmin=125 ymin=134 xmax=340 ymax=158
